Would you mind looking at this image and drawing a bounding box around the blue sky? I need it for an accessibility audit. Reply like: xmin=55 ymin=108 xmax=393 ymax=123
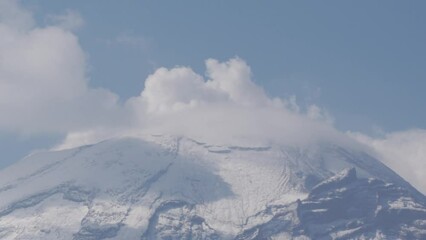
xmin=1 ymin=0 xmax=426 ymax=170
xmin=29 ymin=0 xmax=426 ymax=131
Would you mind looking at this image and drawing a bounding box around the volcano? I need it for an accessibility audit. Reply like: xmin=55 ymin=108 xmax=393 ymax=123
xmin=0 ymin=135 xmax=424 ymax=239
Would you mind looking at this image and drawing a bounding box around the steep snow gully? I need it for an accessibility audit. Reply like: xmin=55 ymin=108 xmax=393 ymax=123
xmin=0 ymin=135 xmax=424 ymax=239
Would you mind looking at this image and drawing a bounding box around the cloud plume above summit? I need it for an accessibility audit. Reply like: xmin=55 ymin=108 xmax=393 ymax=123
xmin=120 ymin=57 xmax=342 ymax=147
xmin=54 ymin=56 xmax=342 ymax=149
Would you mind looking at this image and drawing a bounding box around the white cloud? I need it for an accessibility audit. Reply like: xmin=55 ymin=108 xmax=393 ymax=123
xmin=53 ymin=56 xmax=350 ymax=149
xmin=204 ymin=58 xmax=272 ymax=107
xmin=307 ymin=104 xmax=334 ymax=124
xmin=138 ymin=66 xmax=223 ymax=113
xmin=133 ymin=58 xmax=277 ymax=113
xmin=57 ymin=57 xmax=348 ymax=149
xmin=120 ymin=57 xmax=351 ymax=147
xmin=0 ymin=0 xmax=122 ymax=134
xmin=349 ymin=130 xmax=426 ymax=194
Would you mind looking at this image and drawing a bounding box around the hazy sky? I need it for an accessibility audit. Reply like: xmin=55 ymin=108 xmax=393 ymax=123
xmin=0 ymin=0 xmax=425 ymax=191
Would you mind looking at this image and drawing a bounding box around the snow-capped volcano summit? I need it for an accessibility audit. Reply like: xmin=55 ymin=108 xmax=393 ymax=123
xmin=0 ymin=135 xmax=424 ymax=239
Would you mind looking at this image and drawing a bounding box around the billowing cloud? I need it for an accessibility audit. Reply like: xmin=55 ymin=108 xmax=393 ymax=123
xmin=0 ymin=0 xmax=123 ymax=134
xmin=350 ymin=130 xmax=426 ymax=194
xmin=133 ymin=58 xmax=276 ymax=113
xmin=120 ymin=57 xmax=352 ymax=149
xmin=56 ymin=57 xmax=350 ymax=149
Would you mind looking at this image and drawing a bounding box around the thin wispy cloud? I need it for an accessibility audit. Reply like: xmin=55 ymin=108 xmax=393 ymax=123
xmin=45 ymin=9 xmax=85 ymax=31
xmin=349 ymin=130 xmax=426 ymax=194
xmin=102 ymin=32 xmax=150 ymax=51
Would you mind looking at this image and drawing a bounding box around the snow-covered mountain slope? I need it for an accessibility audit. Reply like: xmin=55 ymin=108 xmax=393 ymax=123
xmin=0 ymin=135 xmax=424 ymax=239
xmin=236 ymin=168 xmax=426 ymax=239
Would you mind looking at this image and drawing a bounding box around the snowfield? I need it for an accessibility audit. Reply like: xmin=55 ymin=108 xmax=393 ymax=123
xmin=0 ymin=135 xmax=424 ymax=239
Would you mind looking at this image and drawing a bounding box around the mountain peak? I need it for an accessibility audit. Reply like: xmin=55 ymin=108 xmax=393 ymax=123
xmin=0 ymin=136 xmax=424 ymax=239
